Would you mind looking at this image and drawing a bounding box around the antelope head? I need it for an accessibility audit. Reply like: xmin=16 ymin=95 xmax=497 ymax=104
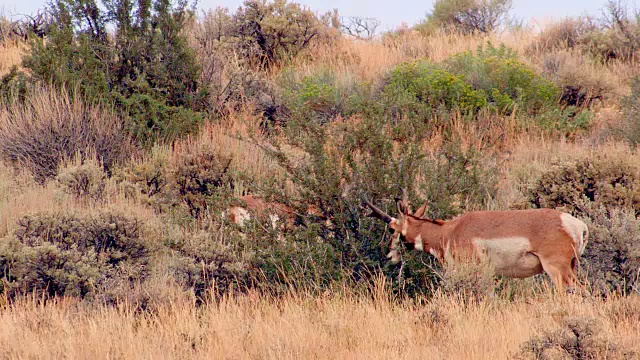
xmin=363 ymin=190 xmax=427 ymax=264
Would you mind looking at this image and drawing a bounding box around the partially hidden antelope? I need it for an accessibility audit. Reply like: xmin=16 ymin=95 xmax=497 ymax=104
xmin=363 ymin=194 xmax=589 ymax=290
xmin=225 ymin=194 xmax=326 ymax=231
xmin=225 ymin=194 xmax=296 ymax=230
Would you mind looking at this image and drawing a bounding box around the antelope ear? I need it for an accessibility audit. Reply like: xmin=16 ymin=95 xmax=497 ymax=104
xmin=413 ymin=203 xmax=427 ymax=218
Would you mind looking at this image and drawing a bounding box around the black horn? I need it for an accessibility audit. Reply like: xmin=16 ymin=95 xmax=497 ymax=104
xmin=363 ymin=199 xmax=394 ymax=224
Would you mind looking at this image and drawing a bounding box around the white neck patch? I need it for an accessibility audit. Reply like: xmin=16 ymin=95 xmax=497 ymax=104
xmin=414 ymin=234 xmax=424 ymax=251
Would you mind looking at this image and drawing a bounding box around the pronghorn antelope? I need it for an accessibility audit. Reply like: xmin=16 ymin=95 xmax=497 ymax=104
xmin=225 ymin=195 xmax=296 ymax=230
xmin=224 ymin=194 xmax=326 ymax=231
xmin=363 ymin=195 xmax=589 ymax=290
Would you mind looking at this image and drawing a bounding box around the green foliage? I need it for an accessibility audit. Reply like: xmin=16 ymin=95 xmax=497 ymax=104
xmin=445 ymin=44 xmax=560 ymax=115
xmin=0 ymin=67 xmax=29 ymax=104
xmin=417 ymin=0 xmax=512 ymax=35
xmin=113 ymin=147 xmax=173 ymax=212
xmin=539 ymin=107 xmax=594 ymax=134
xmin=0 ymin=212 xmax=149 ymax=300
xmin=251 ymin=228 xmax=344 ymax=295
xmin=280 ymin=69 xmax=369 ymax=126
xmin=262 ymin=104 xmax=497 ymax=297
xmin=21 ymin=0 xmax=206 ymax=144
xmin=112 ymin=80 xmax=204 ymax=144
xmin=419 ymin=144 xmax=497 ymax=219
xmin=383 ymin=61 xmax=486 ymax=118
xmin=380 ymin=44 xmax=562 ymax=132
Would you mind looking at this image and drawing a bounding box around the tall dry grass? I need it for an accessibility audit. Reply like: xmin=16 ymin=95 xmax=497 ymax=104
xmin=291 ymin=30 xmax=538 ymax=83
xmin=0 ymin=287 xmax=638 ymax=359
xmin=0 ymin=41 xmax=23 ymax=77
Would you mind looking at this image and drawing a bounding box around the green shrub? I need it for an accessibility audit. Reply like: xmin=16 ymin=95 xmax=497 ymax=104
xmin=532 ymin=106 xmax=594 ymax=134
xmin=251 ymin=227 xmax=344 ymax=295
xmin=0 ymin=87 xmax=134 ymax=183
xmin=416 ymin=0 xmax=512 ymax=35
xmin=21 ymin=0 xmax=206 ymax=144
xmin=112 ymin=84 xmax=204 ymax=145
xmin=264 ymin=107 xmax=497 ymax=297
xmin=0 ymin=212 xmax=150 ymax=300
xmin=383 ymin=61 xmax=486 ymax=118
xmin=113 ymin=147 xmax=173 ymax=213
xmin=0 ymin=67 xmax=29 ymax=104
xmin=381 ymin=44 xmax=561 ymax=125
xmin=419 ymin=144 xmax=498 ymax=219
xmin=280 ymin=69 xmax=370 ymax=126
xmin=445 ymin=44 xmax=560 ymax=115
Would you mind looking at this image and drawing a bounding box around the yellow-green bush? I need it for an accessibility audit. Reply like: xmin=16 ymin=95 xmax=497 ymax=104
xmin=445 ymin=44 xmax=559 ymax=115
xmin=383 ymin=61 xmax=486 ymax=117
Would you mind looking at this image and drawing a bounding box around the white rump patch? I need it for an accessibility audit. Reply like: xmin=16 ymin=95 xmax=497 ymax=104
xmin=472 ymin=237 xmax=541 ymax=278
xmin=560 ymin=213 xmax=589 ymax=256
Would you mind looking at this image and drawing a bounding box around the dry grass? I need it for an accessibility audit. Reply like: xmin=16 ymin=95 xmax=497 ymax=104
xmin=0 ymin=288 xmax=637 ymax=359
xmin=171 ymin=118 xmax=290 ymax=197
xmin=0 ymin=157 xmax=163 ymax=240
xmin=289 ymin=30 xmax=537 ymax=83
xmin=496 ymin=137 xmax=640 ymax=209
xmin=0 ymin=41 xmax=23 ymax=77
